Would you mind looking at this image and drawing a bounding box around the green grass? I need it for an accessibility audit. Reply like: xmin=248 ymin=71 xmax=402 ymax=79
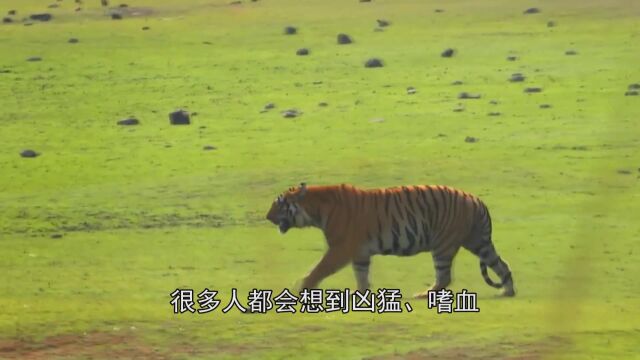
xmin=1 ymin=0 xmax=639 ymax=359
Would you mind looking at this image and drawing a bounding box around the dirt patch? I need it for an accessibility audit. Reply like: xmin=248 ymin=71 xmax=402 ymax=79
xmin=108 ymin=6 xmax=154 ymax=18
xmin=365 ymin=336 xmax=570 ymax=360
xmin=0 ymin=332 xmax=167 ymax=360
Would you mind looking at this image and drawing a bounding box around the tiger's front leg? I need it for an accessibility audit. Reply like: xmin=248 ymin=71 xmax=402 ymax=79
xmin=352 ymin=257 xmax=371 ymax=292
xmin=298 ymin=244 xmax=354 ymax=291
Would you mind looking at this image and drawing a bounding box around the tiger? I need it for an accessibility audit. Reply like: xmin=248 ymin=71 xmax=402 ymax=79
xmin=265 ymin=183 xmax=515 ymax=298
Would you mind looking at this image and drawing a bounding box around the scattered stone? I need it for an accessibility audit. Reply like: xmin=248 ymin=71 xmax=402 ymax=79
xmin=312 ymin=81 xmax=323 ymax=85
xmin=119 ymin=3 xmax=129 ymax=7
xmin=464 ymin=136 xmax=478 ymax=143
xmin=203 ymin=145 xmax=217 ymax=151
xmin=458 ymin=92 xmax=481 ymax=99
xmin=111 ymin=13 xmax=122 ymax=20
xmin=376 ymin=19 xmax=390 ymax=27
xmin=364 ymin=58 xmax=383 ymax=68
xmin=625 ymin=91 xmax=639 ymax=96
xmin=101 ymin=0 xmax=109 ymax=6
xmin=565 ymin=50 xmax=578 ymax=55
xmin=406 ymin=87 xmax=416 ymax=95
xmin=20 ymin=149 xmax=39 ymax=158
xmin=488 ymin=112 xmax=501 ymax=116
xmin=627 ymin=83 xmax=640 ymax=90
xmin=509 ymin=73 xmax=525 ymax=82
xmin=48 ymin=4 xmax=59 ymax=8
xmin=2 ymin=17 xmax=12 ymax=23
xmin=370 ymin=118 xmax=385 ymax=123
xmin=617 ymin=169 xmax=631 ymax=175
xmin=296 ymin=48 xmax=309 ymax=56
xmin=435 ymin=8 xmax=445 ymax=13
xmin=24 ymin=23 xmax=34 ymax=27
xmin=453 ymin=106 xmax=464 ymax=112
xmin=264 ymin=103 xmax=275 ymax=110
xmin=26 ymin=56 xmax=42 ymax=62
xmin=142 ymin=26 xmax=150 ymax=30
xmin=507 ymin=55 xmax=518 ymax=61
xmin=360 ymin=0 xmax=372 ymax=2
xmin=441 ymin=48 xmax=455 ymax=58
xmin=523 ymin=8 xmax=540 ymax=14
xmin=451 ymin=80 xmax=463 ymax=85
xmin=281 ymin=109 xmax=301 ymax=118
xmin=337 ymin=33 xmax=352 ymax=44
xmin=284 ymin=26 xmax=297 ymax=35
xmin=29 ymin=13 xmax=53 ymax=22
xmin=202 ymin=41 xmax=212 ymax=45
xmin=75 ymin=7 xmax=82 ymax=12
xmin=489 ymin=100 xmax=499 ymax=105
xmin=318 ymin=102 xmax=328 ymax=107
xmin=8 ymin=10 xmax=16 ymax=15
xmin=229 ymin=1 xmax=242 ymax=5
xmin=169 ymin=109 xmax=190 ymax=125
xmin=50 ymin=234 xmax=63 ymax=239
xmin=68 ymin=38 xmax=79 ymax=44
xmin=117 ymin=117 xmax=139 ymax=126
xmin=539 ymin=104 xmax=552 ymax=109
xmin=524 ymin=87 xmax=543 ymax=93
xmin=547 ymin=20 xmax=556 ymax=27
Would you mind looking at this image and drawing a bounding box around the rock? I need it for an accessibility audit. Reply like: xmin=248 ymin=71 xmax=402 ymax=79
xmin=451 ymin=80 xmax=463 ymax=85
xmin=20 ymin=149 xmax=39 ymax=158
xmin=26 ymin=56 xmax=42 ymax=62
xmin=524 ymin=87 xmax=543 ymax=93
xmin=370 ymin=118 xmax=385 ymax=123
xmin=2 ymin=17 xmax=12 ymax=23
xmin=406 ymin=87 xmax=416 ymax=95
xmin=48 ymin=4 xmax=59 ymax=8
xmin=376 ymin=19 xmax=390 ymax=27
xmin=539 ymin=104 xmax=552 ymax=109
xmin=464 ymin=136 xmax=479 ymax=143
xmin=565 ymin=50 xmax=578 ymax=55
xmin=296 ymin=48 xmax=309 ymax=56
xmin=264 ymin=103 xmax=276 ymax=110
xmin=318 ymin=102 xmax=328 ymax=107
xmin=441 ymin=48 xmax=455 ymax=58
xmin=488 ymin=112 xmax=501 ymax=116
xmin=547 ymin=20 xmax=556 ymax=27
xmin=628 ymin=83 xmax=640 ymax=90
xmin=117 ymin=117 xmax=139 ymax=126
xmin=458 ymin=92 xmax=481 ymax=99
xmin=68 ymin=38 xmax=79 ymax=43
xmin=203 ymin=145 xmax=217 ymax=151
xmin=625 ymin=91 xmax=639 ymax=96
xmin=142 ymin=26 xmax=150 ymax=30
xmin=111 ymin=13 xmax=122 ymax=20
xmin=509 ymin=73 xmax=525 ymax=82
xmin=337 ymin=33 xmax=352 ymax=44
xmin=523 ymin=8 xmax=540 ymax=14
xmin=506 ymin=55 xmax=518 ymax=62
xmin=434 ymin=9 xmax=444 ymax=13
xmin=284 ymin=26 xmax=297 ymax=35
xmin=453 ymin=106 xmax=464 ymax=112
xmin=364 ymin=58 xmax=383 ymax=68
xmin=119 ymin=3 xmax=129 ymax=7
xmin=29 ymin=13 xmax=53 ymax=21
xmin=101 ymin=0 xmax=109 ymax=6
xmin=50 ymin=234 xmax=63 ymax=239
xmin=360 ymin=0 xmax=372 ymax=2
xmin=281 ymin=109 xmax=300 ymax=118
xmin=8 ymin=10 xmax=16 ymax=15
xmin=75 ymin=7 xmax=82 ymax=12
xmin=169 ymin=110 xmax=190 ymax=125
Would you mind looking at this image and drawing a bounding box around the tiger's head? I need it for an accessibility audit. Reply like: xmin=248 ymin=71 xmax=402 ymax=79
xmin=266 ymin=183 xmax=315 ymax=234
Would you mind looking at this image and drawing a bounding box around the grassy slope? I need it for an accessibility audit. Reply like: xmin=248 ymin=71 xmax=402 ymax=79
xmin=0 ymin=0 xmax=639 ymax=359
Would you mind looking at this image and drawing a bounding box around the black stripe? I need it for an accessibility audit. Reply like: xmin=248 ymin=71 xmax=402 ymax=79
xmin=427 ymin=186 xmax=439 ymax=225
xmin=404 ymin=227 xmax=416 ymax=255
xmin=393 ymin=193 xmax=405 ymax=220
xmin=384 ymin=192 xmax=391 ymax=216
xmin=391 ymin=217 xmax=401 ymax=253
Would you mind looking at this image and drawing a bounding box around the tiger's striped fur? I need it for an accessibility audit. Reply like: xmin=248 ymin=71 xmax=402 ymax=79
xmin=265 ymin=183 xmax=515 ymax=298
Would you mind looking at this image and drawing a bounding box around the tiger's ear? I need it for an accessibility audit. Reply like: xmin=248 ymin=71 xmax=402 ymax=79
xmin=297 ymin=182 xmax=307 ymax=200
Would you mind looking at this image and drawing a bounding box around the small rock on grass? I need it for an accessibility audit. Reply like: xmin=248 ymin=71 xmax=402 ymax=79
xmin=364 ymin=58 xmax=383 ymax=68
xmin=464 ymin=136 xmax=479 ymax=143
xmin=296 ymin=48 xmax=309 ymax=56
xmin=441 ymin=48 xmax=455 ymax=57
xmin=523 ymin=8 xmax=540 ymax=14
xmin=281 ymin=109 xmax=301 ymax=118
xmin=458 ymin=92 xmax=481 ymax=99
xmin=284 ymin=26 xmax=297 ymax=35
xmin=169 ymin=109 xmax=190 ymax=125
xmin=20 ymin=149 xmax=39 ymax=158
xmin=117 ymin=117 xmax=139 ymax=126
xmin=337 ymin=33 xmax=353 ymax=44
xmin=524 ymin=87 xmax=543 ymax=93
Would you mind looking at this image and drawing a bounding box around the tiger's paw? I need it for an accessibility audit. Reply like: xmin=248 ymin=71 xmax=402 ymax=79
xmin=412 ymin=290 xmax=431 ymax=299
xmin=501 ymin=287 xmax=516 ymax=297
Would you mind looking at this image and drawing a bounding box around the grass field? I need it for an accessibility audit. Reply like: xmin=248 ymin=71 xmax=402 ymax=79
xmin=1 ymin=0 xmax=639 ymax=359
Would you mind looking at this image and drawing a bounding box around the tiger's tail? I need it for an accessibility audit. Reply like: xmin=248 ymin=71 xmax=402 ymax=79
xmin=480 ymin=261 xmax=504 ymax=289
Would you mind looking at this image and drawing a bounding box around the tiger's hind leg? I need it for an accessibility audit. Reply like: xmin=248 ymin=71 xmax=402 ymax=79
xmin=464 ymin=241 xmax=515 ymax=297
xmin=413 ymin=254 xmax=455 ymax=299
xmin=352 ymin=256 xmax=371 ymax=292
